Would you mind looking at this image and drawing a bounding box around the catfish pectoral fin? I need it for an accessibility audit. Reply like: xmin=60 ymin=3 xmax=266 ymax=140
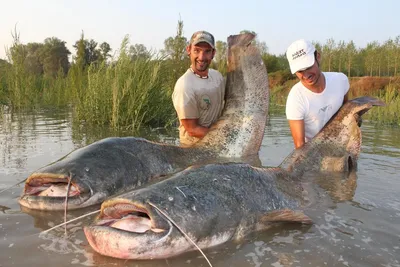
xmin=260 ymin=209 xmax=312 ymax=224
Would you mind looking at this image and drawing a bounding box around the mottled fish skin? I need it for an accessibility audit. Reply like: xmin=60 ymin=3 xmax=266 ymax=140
xmin=195 ymin=33 xmax=269 ymax=157
xmin=84 ymin=96 xmax=384 ymax=260
xmin=84 ymin=163 xmax=308 ymax=260
xmin=280 ymin=96 xmax=386 ymax=177
xmin=19 ymin=33 xmax=269 ymax=211
xmin=19 ymin=138 xmax=216 ymax=210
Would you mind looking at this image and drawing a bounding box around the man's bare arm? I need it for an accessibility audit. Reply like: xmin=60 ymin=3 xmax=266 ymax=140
xmin=181 ymin=119 xmax=209 ymax=139
xmin=288 ymin=119 xmax=305 ymax=149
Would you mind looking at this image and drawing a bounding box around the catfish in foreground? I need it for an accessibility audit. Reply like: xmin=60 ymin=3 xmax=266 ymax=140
xmin=84 ymin=97 xmax=384 ymax=259
xmin=19 ymin=32 xmax=269 ymax=211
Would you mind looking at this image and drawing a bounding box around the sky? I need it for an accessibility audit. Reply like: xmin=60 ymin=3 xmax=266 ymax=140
xmin=1 ymin=0 xmax=399 ymax=60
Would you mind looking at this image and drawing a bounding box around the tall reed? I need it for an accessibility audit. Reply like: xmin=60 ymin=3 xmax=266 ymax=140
xmin=366 ymin=83 xmax=400 ymax=125
xmin=71 ymin=38 xmax=176 ymax=131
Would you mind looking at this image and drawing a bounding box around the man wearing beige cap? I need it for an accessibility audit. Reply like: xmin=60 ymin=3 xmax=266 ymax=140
xmin=172 ymin=31 xmax=225 ymax=146
xmin=285 ymin=39 xmax=349 ymax=149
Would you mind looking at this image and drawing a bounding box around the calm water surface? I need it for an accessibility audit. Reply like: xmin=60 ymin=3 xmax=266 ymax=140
xmin=1 ymin=109 xmax=400 ymax=267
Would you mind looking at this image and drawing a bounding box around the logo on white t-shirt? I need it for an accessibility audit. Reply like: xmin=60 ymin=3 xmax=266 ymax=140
xmin=318 ymin=104 xmax=332 ymax=113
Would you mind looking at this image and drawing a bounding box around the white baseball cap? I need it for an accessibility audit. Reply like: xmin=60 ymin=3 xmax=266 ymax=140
xmin=286 ymin=39 xmax=316 ymax=74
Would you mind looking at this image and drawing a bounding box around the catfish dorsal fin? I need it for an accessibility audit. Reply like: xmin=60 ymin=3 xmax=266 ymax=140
xmin=260 ymin=209 xmax=312 ymax=224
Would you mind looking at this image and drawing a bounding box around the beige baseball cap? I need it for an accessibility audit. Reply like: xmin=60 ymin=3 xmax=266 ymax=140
xmin=189 ymin=31 xmax=215 ymax=49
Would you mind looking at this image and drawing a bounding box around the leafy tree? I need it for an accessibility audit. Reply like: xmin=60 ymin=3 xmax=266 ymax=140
xmin=364 ymin=41 xmax=379 ymax=76
xmin=161 ymin=19 xmax=189 ymax=89
xmin=24 ymin=42 xmax=44 ymax=75
xmin=41 ymin=37 xmax=70 ymax=77
xmin=322 ymin=38 xmax=336 ymax=71
xmin=0 ymin=59 xmax=11 ymax=79
xmin=256 ymin=40 xmax=268 ymax=55
xmin=74 ymin=32 xmax=87 ymax=68
xmin=0 ymin=59 xmax=10 ymax=104
xmin=99 ymin=42 xmax=112 ymax=62
xmin=375 ymin=44 xmax=384 ymax=77
xmin=129 ymin=43 xmax=150 ymax=61
xmin=214 ymin=40 xmax=227 ymax=75
xmin=336 ymin=40 xmax=346 ymax=73
xmin=383 ymin=38 xmax=396 ymax=76
xmin=73 ymin=33 xmax=104 ymax=67
xmin=7 ymin=34 xmax=70 ymax=77
xmin=394 ymin=35 xmax=400 ymax=76
xmin=85 ymin=39 xmax=100 ymax=64
xmin=344 ymin=41 xmax=357 ymax=77
xmin=0 ymin=59 xmax=9 ymax=67
xmin=262 ymin=53 xmax=280 ymax=73
xmin=276 ymin=54 xmax=290 ymax=71
xmin=161 ymin=19 xmax=187 ymax=61
xmin=313 ymin=41 xmax=322 ymax=53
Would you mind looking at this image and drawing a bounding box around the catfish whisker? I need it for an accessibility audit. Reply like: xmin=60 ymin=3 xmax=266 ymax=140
xmin=148 ymin=201 xmax=213 ymax=267
xmin=64 ymin=177 xmax=72 ymax=236
xmin=39 ymin=209 xmax=100 ymax=236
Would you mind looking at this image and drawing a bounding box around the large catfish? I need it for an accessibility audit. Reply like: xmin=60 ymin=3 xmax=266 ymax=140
xmin=19 ymin=33 xmax=269 ymax=211
xmin=84 ymin=97 xmax=384 ymax=259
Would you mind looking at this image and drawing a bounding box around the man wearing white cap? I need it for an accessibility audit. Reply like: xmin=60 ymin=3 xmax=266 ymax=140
xmin=172 ymin=31 xmax=225 ymax=146
xmin=285 ymin=39 xmax=349 ymax=149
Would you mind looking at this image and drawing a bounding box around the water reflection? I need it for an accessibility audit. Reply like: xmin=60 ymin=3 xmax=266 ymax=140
xmin=1 ymin=108 xmax=400 ymax=266
xmin=70 ymin=117 xmax=179 ymax=147
xmin=20 ymin=205 xmax=100 ymax=233
xmin=362 ymin=121 xmax=400 ymax=157
xmin=310 ymin=171 xmax=358 ymax=203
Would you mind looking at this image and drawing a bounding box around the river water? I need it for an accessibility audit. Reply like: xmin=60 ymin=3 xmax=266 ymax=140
xmin=1 ymin=109 xmax=400 ymax=267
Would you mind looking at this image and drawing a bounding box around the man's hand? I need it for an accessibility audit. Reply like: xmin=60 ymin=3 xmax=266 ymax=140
xmin=181 ymin=119 xmax=209 ymax=138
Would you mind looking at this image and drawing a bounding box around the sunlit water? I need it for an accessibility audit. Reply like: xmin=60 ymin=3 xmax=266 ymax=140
xmin=1 ymin=109 xmax=399 ymax=267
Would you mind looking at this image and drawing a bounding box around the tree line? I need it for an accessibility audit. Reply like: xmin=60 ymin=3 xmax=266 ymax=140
xmin=3 ymin=24 xmax=400 ymax=79
xmin=314 ymin=37 xmax=400 ymax=77
xmin=0 ymin=20 xmax=399 ymax=128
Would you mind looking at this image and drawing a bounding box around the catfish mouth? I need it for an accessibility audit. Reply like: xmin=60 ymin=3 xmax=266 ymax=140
xmin=92 ymin=202 xmax=168 ymax=234
xmin=18 ymin=173 xmax=91 ymax=210
xmin=84 ymin=201 xmax=173 ymax=259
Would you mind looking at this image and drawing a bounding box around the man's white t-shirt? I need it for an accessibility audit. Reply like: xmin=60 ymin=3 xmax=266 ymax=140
xmin=172 ymin=68 xmax=225 ymax=146
xmin=285 ymin=72 xmax=349 ymax=142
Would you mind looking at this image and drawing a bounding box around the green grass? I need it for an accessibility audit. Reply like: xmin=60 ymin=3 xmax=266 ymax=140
xmin=2 ymin=39 xmax=400 ymax=129
xmin=366 ymin=83 xmax=400 ymax=126
xmin=1 ymin=38 xmax=180 ymax=130
xmin=70 ymin=39 xmax=177 ymax=130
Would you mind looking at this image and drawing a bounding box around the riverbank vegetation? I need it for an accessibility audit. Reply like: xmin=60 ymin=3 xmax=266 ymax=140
xmin=1 ymin=21 xmax=399 ymax=128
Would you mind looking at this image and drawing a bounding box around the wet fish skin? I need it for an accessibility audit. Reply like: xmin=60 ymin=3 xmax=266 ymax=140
xmin=197 ymin=34 xmax=269 ymax=157
xmin=280 ymin=96 xmax=386 ymax=176
xmin=19 ymin=32 xmax=269 ymax=210
xmin=84 ymin=96 xmax=385 ymax=259
xmin=84 ymin=163 xmax=309 ymax=260
xmin=19 ymin=137 xmax=216 ymax=210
